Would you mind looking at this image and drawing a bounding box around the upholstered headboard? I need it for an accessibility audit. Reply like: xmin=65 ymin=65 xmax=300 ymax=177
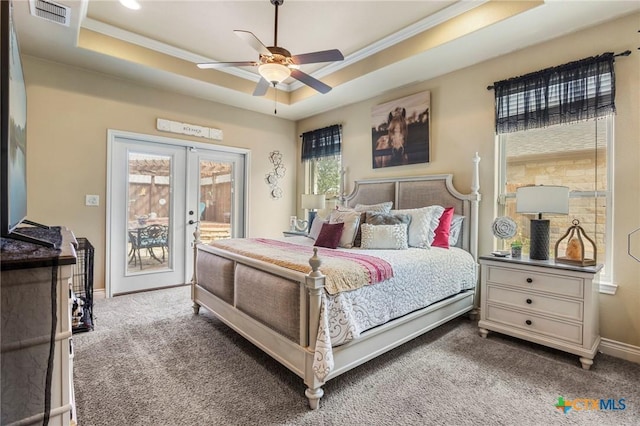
xmin=343 ymin=173 xmax=480 ymax=259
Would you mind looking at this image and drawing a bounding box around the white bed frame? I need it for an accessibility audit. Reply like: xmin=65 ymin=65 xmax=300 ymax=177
xmin=191 ymin=156 xmax=481 ymax=409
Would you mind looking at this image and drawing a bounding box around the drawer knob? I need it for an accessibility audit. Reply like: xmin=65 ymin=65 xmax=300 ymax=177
xmin=525 ymin=319 xmax=532 ymax=326
xmin=526 ymin=278 xmax=533 ymax=283
xmin=526 ymin=298 xmax=532 ymax=304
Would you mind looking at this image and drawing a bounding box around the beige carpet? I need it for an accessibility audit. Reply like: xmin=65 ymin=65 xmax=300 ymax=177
xmin=73 ymin=286 xmax=640 ymax=425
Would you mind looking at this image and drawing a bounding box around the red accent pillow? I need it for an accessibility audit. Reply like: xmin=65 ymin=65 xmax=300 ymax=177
xmin=432 ymin=207 xmax=454 ymax=248
xmin=314 ymin=222 xmax=345 ymax=249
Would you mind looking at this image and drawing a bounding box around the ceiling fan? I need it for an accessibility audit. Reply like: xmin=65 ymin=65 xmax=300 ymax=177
xmin=197 ymin=0 xmax=344 ymax=96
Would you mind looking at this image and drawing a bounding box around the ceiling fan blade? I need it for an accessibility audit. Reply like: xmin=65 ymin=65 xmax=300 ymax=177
xmin=253 ymin=77 xmax=271 ymax=96
xmin=290 ymin=69 xmax=332 ymax=94
xmin=291 ymin=49 xmax=344 ymax=65
xmin=197 ymin=61 xmax=258 ymax=69
xmin=234 ymin=30 xmax=272 ymax=57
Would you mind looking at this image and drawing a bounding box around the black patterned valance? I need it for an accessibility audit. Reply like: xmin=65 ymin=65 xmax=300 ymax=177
xmin=494 ymin=53 xmax=616 ymax=134
xmin=301 ymin=124 xmax=342 ymax=161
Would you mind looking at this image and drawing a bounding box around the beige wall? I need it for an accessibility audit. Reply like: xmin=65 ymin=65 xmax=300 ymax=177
xmin=23 ymin=57 xmax=297 ymax=293
xmin=296 ymin=13 xmax=640 ymax=346
xmin=22 ymin=13 xmax=639 ymax=347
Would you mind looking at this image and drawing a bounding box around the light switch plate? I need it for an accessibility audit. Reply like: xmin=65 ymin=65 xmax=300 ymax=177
xmin=85 ymin=194 xmax=99 ymax=206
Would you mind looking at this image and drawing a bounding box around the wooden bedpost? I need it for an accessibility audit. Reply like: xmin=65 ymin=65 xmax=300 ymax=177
xmin=470 ymin=152 xmax=481 ymax=261
xmin=470 ymin=152 xmax=481 ymax=320
xmin=338 ymin=167 xmax=347 ymax=207
xmin=305 ymin=248 xmax=325 ymax=410
xmin=306 ymin=248 xmax=324 ymax=347
xmin=191 ymin=222 xmax=201 ymax=315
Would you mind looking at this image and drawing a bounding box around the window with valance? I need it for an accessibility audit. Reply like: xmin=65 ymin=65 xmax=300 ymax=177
xmin=301 ymin=124 xmax=342 ymax=199
xmin=494 ymin=52 xmax=619 ymax=283
xmin=301 ymin=124 xmax=342 ymax=161
xmin=494 ymin=52 xmax=615 ymax=133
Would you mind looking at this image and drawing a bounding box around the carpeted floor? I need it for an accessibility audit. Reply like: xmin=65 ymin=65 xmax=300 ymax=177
xmin=73 ymin=286 xmax=640 ymax=425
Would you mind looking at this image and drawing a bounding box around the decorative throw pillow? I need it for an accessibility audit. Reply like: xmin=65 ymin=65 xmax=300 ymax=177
xmin=308 ymin=216 xmax=326 ymax=240
xmin=390 ymin=205 xmax=445 ymax=248
xmin=329 ymin=209 xmax=362 ymax=248
xmin=314 ymin=222 xmax=344 ymax=249
xmin=365 ymin=212 xmax=411 ymax=226
xmin=346 ymin=202 xmax=393 ymax=247
xmin=432 ymin=207 xmax=454 ymax=249
xmin=351 ymin=212 xmax=368 ymax=248
xmin=354 ymin=201 xmax=393 ymax=213
xmin=360 ymin=223 xmax=408 ymax=250
xmin=449 ymin=214 xmax=465 ymax=247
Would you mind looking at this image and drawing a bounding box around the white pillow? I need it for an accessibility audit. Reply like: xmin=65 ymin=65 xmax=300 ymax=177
xmin=390 ymin=205 xmax=445 ymax=248
xmin=309 ymin=216 xmax=327 ymax=240
xmin=360 ymin=223 xmax=408 ymax=250
xmin=329 ymin=209 xmax=361 ymax=248
xmin=449 ymin=214 xmax=465 ymax=246
xmin=354 ymin=202 xmax=393 ymax=213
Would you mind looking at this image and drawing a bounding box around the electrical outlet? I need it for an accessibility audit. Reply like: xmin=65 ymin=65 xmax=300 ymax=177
xmin=85 ymin=195 xmax=99 ymax=206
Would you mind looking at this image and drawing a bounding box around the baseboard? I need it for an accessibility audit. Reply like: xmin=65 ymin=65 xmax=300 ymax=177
xmin=94 ymin=288 xmax=106 ymax=299
xmin=599 ymin=338 xmax=640 ymax=364
xmin=598 ymin=281 xmax=618 ymax=295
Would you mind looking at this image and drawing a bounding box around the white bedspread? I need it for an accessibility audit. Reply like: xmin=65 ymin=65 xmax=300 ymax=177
xmin=284 ymin=236 xmax=477 ymax=381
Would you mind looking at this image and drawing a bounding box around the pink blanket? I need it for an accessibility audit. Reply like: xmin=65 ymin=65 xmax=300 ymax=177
xmin=208 ymin=238 xmax=393 ymax=294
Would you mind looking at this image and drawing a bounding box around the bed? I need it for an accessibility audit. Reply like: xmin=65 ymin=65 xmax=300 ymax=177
xmin=191 ymin=158 xmax=481 ymax=409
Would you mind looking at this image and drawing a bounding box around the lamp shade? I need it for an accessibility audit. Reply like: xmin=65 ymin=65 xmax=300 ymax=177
xmin=258 ymin=63 xmax=291 ymax=84
xmin=301 ymin=194 xmax=326 ymax=210
xmin=516 ymin=185 xmax=569 ymax=215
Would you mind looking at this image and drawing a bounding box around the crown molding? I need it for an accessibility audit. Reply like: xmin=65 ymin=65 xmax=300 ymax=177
xmin=81 ymin=17 xmax=262 ymax=84
xmin=80 ymin=1 xmax=486 ymax=93
xmin=288 ymin=0 xmax=487 ymax=90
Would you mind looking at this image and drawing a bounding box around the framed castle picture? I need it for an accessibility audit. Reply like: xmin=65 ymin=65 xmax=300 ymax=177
xmin=371 ymin=91 xmax=430 ymax=169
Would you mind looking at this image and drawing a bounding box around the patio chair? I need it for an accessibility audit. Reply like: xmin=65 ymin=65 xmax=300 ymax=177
xmin=128 ymin=224 xmax=169 ymax=269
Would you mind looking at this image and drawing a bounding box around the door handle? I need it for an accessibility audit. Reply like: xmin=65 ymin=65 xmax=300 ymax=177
xmin=188 ymin=220 xmax=200 ymax=225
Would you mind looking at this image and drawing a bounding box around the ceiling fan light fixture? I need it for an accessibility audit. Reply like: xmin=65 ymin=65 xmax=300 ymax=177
xmin=197 ymin=0 xmax=343 ymax=96
xmin=258 ymin=63 xmax=291 ymax=85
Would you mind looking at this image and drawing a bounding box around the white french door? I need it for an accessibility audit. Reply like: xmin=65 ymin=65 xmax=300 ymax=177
xmin=184 ymin=148 xmax=246 ymax=281
xmin=107 ymin=131 xmax=246 ymax=296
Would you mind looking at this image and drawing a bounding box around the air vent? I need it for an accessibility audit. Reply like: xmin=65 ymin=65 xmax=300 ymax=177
xmin=29 ymin=0 xmax=71 ymax=27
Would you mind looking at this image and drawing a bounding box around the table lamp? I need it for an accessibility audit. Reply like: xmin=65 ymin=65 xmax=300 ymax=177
xmin=516 ymin=185 xmax=569 ymax=260
xmin=301 ymin=194 xmax=326 ymax=233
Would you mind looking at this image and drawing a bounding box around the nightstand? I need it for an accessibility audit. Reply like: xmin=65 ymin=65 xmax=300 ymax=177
xmin=478 ymin=255 xmax=602 ymax=370
xmin=282 ymin=230 xmax=309 ymax=237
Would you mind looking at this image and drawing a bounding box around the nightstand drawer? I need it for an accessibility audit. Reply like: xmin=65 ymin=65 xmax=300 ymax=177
xmin=487 ymin=267 xmax=583 ymax=298
xmin=486 ymin=285 xmax=583 ymax=321
xmin=486 ymin=305 xmax=583 ymax=344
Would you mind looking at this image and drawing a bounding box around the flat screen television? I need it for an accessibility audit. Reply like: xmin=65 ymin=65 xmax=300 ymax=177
xmin=1 ymin=0 xmax=53 ymax=248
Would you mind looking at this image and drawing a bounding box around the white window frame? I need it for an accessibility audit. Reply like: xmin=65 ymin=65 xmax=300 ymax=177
xmin=305 ymin=155 xmax=343 ymax=203
xmin=495 ymin=116 xmax=614 ymax=289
